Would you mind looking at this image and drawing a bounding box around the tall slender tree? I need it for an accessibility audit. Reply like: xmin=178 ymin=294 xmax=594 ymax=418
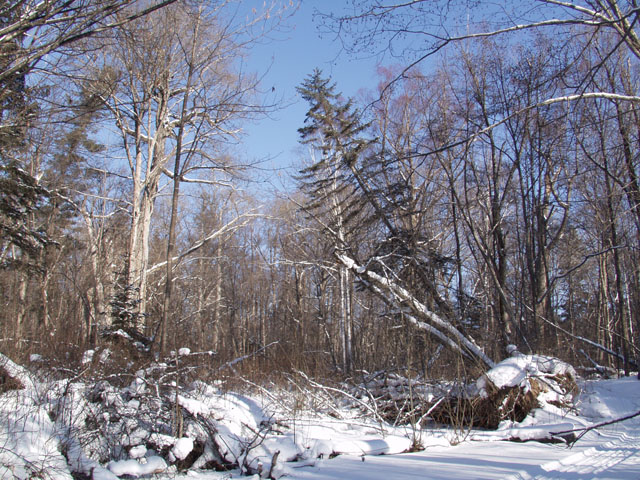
xmin=296 ymin=69 xmax=371 ymax=372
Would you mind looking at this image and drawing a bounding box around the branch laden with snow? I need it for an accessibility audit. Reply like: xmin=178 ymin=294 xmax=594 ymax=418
xmin=336 ymin=253 xmax=495 ymax=369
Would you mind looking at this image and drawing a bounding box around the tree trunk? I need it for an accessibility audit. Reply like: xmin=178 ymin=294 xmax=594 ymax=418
xmin=604 ymin=165 xmax=631 ymax=374
xmin=337 ymin=253 xmax=495 ymax=369
xmin=14 ymin=269 xmax=28 ymax=343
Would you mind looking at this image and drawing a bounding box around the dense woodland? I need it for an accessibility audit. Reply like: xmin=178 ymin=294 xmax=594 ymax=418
xmin=1 ymin=0 xmax=640 ymax=382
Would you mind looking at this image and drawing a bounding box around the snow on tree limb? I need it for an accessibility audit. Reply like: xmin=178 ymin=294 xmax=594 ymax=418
xmin=336 ymin=253 xmax=495 ymax=369
xmin=217 ymin=341 xmax=279 ymax=373
xmin=535 ymin=309 xmax=638 ymax=369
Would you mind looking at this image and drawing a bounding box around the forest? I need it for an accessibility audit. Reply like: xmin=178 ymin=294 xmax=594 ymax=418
xmin=2 ymin=0 xmax=640 ymax=386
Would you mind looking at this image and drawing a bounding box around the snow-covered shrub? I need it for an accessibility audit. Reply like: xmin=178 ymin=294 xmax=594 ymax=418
xmin=0 ymin=354 xmax=75 ymax=479
xmin=42 ymin=352 xmax=285 ymax=475
xmin=1 ymin=351 xmax=237 ymax=477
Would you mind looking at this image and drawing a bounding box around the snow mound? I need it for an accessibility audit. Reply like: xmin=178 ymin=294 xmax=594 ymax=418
xmin=577 ymin=376 xmax=640 ymax=420
xmin=129 ymin=445 xmax=147 ymax=459
xmin=107 ymin=456 xmax=167 ymax=476
xmin=477 ymin=354 xmax=576 ymax=395
xmin=172 ymin=437 xmax=194 ymax=461
xmin=0 ymin=354 xmax=74 ymax=479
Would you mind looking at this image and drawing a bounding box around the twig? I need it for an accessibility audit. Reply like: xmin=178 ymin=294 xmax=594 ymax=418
xmin=267 ymin=450 xmax=280 ymax=479
xmin=217 ymin=342 xmax=279 ymax=373
xmin=295 ymin=370 xmax=388 ymax=429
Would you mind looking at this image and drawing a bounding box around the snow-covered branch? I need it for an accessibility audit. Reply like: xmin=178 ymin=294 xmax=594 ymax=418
xmin=146 ymin=210 xmax=262 ymax=276
xmin=551 ymin=409 xmax=640 ymax=446
xmin=336 ymin=253 xmax=495 ymax=369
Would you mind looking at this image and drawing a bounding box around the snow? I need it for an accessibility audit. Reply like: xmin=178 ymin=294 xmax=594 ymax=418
xmin=107 ymin=456 xmax=167 ymax=476
xmin=331 ymin=436 xmax=412 ymax=455
xmin=91 ymin=469 xmax=119 ymax=480
xmin=111 ymin=329 xmax=134 ymax=341
xmin=99 ymin=348 xmax=111 ymax=363
xmin=178 ymin=393 xmax=210 ymax=417
xmin=127 ymin=376 xmax=146 ymax=396
xmin=1 ymin=351 xmax=639 ymax=479
xmin=0 ymin=355 xmax=72 ymax=479
xmin=82 ymin=349 xmax=95 ymax=364
xmin=475 ymin=354 xmax=576 ymax=396
xmin=147 ymin=431 xmax=177 ymax=449
xmin=129 ymin=445 xmax=147 ymax=459
xmin=172 ymin=437 xmax=194 ymax=460
xmin=278 ymin=377 xmax=640 ymax=480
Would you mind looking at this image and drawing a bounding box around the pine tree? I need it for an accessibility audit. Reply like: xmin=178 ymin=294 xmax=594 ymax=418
xmin=0 ymin=4 xmax=50 ymax=270
xmin=296 ymin=68 xmax=372 ymax=239
xmin=295 ymin=71 xmax=495 ymax=368
xmin=0 ymin=163 xmax=50 ymax=269
xmin=296 ymin=69 xmax=373 ymax=373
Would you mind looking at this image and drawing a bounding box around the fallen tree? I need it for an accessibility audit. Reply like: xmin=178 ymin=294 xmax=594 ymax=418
xmin=551 ymin=410 xmax=640 ymax=447
xmin=342 ymin=353 xmax=578 ymax=437
xmin=431 ymin=353 xmax=578 ymax=434
xmin=337 ymin=253 xmax=495 ymax=369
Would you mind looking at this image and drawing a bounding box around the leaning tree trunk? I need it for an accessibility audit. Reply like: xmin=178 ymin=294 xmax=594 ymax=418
xmin=337 ymin=253 xmax=495 ymax=370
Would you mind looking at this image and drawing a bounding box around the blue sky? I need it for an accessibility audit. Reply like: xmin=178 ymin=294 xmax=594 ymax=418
xmin=239 ymin=1 xmax=382 ymax=190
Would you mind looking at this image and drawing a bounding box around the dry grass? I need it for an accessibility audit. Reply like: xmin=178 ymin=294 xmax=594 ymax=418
xmin=0 ymin=365 xmax=24 ymax=393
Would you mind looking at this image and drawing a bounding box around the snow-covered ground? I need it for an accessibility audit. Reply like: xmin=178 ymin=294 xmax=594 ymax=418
xmin=1 ymin=352 xmax=639 ymax=479
xmin=290 ymin=379 xmax=640 ymax=480
xmin=161 ymin=377 xmax=640 ymax=480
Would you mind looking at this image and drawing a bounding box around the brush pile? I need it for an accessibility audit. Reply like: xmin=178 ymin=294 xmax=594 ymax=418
xmin=347 ymin=353 xmax=578 ymax=432
xmin=431 ymin=353 xmax=578 ymax=429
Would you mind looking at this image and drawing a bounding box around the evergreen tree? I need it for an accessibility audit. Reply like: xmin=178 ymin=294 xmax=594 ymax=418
xmin=0 ymin=4 xmax=50 ymax=270
xmin=296 ymin=68 xmax=372 ymax=240
xmin=295 ymin=69 xmax=373 ymax=373
xmin=296 ymin=70 xmax=487 ymax=368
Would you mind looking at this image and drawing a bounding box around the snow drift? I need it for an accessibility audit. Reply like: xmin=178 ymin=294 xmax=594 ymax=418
xmin=1 ymin=350 xmax=635 ymax=479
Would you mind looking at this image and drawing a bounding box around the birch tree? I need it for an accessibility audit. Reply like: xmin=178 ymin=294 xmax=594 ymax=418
xmin=84 ymin=2 xmax=266 ymax=338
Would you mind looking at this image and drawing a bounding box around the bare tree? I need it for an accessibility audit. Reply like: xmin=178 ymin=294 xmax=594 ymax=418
xmin=156 ymin=2 xmax=272 ymax=354
xmin=85 ymin=2 xmax=283 ymax=340
xmin=311 ymin=0 xmax=640 ymax=370
xmin=323 ymin=1 xmax=640 ymax=90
